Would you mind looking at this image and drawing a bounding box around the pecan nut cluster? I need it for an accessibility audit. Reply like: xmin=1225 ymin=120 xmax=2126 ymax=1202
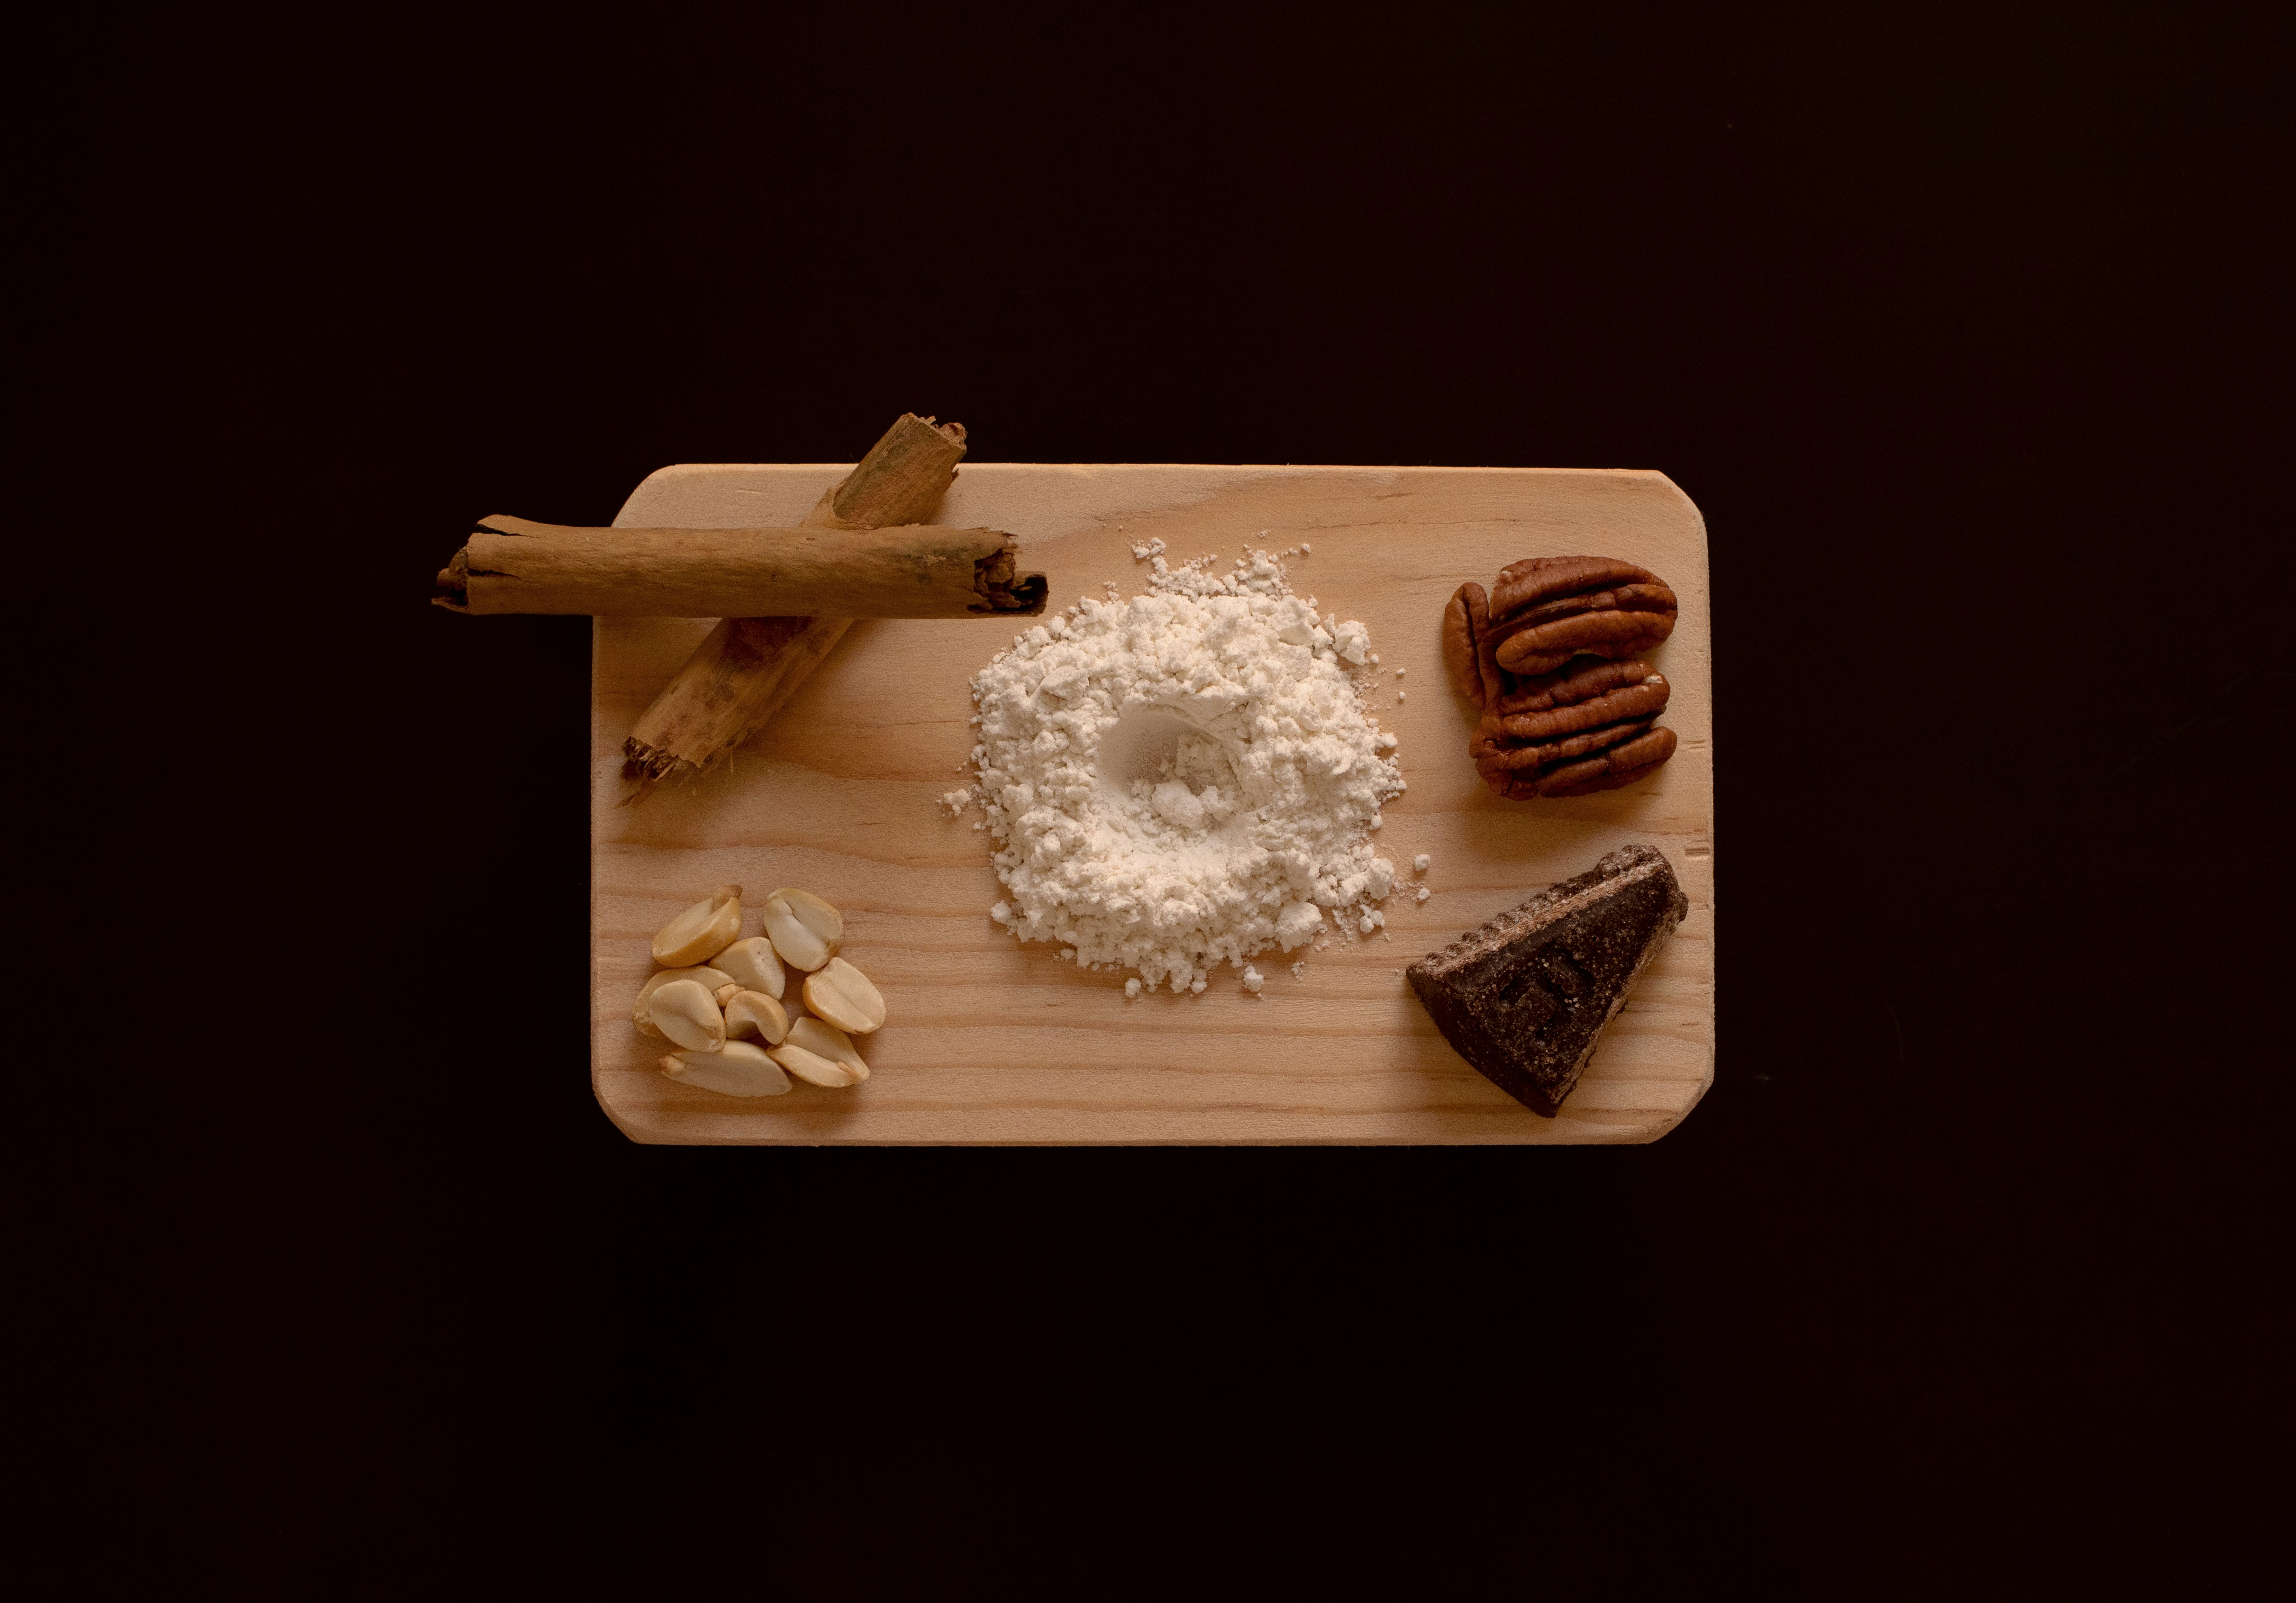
xmin=1444 ymin=556 xmax=1680 ymax=799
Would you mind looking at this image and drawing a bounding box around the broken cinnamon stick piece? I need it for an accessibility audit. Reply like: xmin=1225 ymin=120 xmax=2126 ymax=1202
xmin=433 ymin=520 xmax=1044 ymax=618
xmin=804 ymin=412 xmax=969 ymax=532
xmin=623 ymin=412 xmax=969 ymax=793
xmin=621 ymin=615 xmax=846 ymax=791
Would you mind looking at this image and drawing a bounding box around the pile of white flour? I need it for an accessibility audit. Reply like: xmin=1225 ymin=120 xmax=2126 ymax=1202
xmin=957 ymin=543 xmax=1403 ymax=994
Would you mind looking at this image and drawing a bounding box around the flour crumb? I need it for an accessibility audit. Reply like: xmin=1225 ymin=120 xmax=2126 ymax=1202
xmin=938 ymin=788 xmax=973 ymax=816
xmin=1290 ymin=960 xmax=1307 ymax=979
xmin=1413 ymin=855 xmax=1430 ymax=873
xmin=1241 ymin=963 xmax=1264 ymax=995
xmin=1416 ymin=885 xmax=1431 ymax=902
xmin=965 ymin=547 xmax=1403 ymax=994
xmin=1125 ymin=978 xmax=1141 ymax=999
xmin=1395 ymin=667 xmax=1406 ymax=677
xmin=1300 ymin=543 xmax=1312 ymax=554
xmin=1396 ymin=691 xmax=1406 ymax=702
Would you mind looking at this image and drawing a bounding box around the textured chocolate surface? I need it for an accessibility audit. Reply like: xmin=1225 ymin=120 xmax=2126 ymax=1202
xmin=1406 ymin=844 xmax=1689 ymax=1116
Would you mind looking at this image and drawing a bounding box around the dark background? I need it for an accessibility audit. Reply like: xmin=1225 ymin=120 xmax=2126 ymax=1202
xmin=103 ymin=7 xmax=2283 ymax=1590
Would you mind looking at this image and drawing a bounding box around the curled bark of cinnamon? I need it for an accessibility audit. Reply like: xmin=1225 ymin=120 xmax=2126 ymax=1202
xmin=620 ymin=414 xmax=969 ymax=796
xmin=433 ymin=518 xmax=1039 ymax=617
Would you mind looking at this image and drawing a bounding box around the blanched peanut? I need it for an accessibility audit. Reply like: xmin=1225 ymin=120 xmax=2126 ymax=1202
xmin=761 ymin=888 xmax=842 ymax=971
xmin=801 ymin=957 xmax=886 ymax=1034
xmin=652 ymin=884 xmax=743 ymax=967
xmin=786 ymin=1015 xmax=868 ymax=1082
xmin=661 ymin=1040 xmax=789 ymax=1097
xmin=632 ymin=966 xmax=733 ymax=1041
xmin=645 ymin=978 xmax=725 ymax=1053
xmin=714 ymin=936 xmax=786 ymax=1001
xmin=770 ymin=1039 xmax=862 ymax=1088
xmin=725 ymin=990 xmax=790 ymax=1046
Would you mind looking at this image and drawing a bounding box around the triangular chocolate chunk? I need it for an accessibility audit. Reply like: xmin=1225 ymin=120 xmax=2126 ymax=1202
xmin=1407 ymin=844 xmax=1688 ymax=1116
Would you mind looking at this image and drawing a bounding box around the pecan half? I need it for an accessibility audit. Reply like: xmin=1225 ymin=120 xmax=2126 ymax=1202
xmin=1468 ymin=658 xmax=1678 ymax=799
xmin=1485 ymin=556 xmax=1677 ymax=677
xmin=1441 ymin=582 xmax=1505 ymax=710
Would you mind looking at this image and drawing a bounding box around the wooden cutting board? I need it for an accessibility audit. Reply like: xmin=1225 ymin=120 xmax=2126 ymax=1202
xmin=592 ymin=465 xmax=1715 ymax=1143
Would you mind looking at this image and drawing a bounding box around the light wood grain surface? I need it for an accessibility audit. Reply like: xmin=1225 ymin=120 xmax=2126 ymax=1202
xmin=592 ymin=465 xmax=1715 ymax=1144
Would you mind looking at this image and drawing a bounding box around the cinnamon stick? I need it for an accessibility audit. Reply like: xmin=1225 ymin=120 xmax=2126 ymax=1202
xmin=433 ymin=519 xmax=1044 ymax=618
xmin=622 ymin=413 xmax=972 ymax=792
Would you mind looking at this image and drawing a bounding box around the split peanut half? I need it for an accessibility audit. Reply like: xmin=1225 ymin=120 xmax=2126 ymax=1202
xmin=769 ymin=1042 xmax=862 ymax=1088
xmin=785 ymin=1015 xmax=869 ymax=1083
xmin=632 ymin=966 xmax=734 ymax=1041
xmin=652 ymin=884 xmax=744 ymax=967
xmin=801 ymin=957 xmax=886 ymax=1035
xmin=645 ymin=978 xmax=725 ymax=1053
xmin=714 ymin=936 xmax=786 ymax=1001
xmin=661 ymin=1040 xmax=789 ymax=1097
xmin=762 ymin=888 xmax=842 ymax=972
xmin=725 ymin=990 xmax=790 ymax=1046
